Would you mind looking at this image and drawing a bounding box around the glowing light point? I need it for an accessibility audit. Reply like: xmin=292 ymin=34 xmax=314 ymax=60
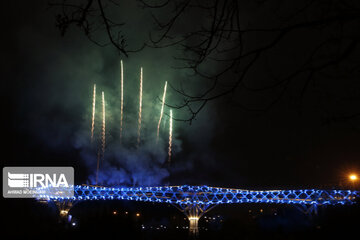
xmin=60 ymin=210 xmax=68 ymax=217
xmin=349 ymin=174 xmax=358 ymax=181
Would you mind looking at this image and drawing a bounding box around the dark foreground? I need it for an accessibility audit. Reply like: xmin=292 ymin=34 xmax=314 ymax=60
xmin=3 ymin=198 xmax=359 ymax=240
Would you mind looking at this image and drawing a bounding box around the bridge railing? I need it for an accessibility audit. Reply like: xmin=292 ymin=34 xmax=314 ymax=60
xmin=37 ymin=185 xmax=359 ymax=206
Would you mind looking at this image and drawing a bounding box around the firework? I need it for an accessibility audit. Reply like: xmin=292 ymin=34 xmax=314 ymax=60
xmin=91 ymin=84 xmax=96 ymax=143
xmin=168 ymin=110 xmax=173 ymax=162
xmin=101 ymin=91 xmax=106 ymax=161
xmin=137 ymin=67 xmax=143 ymax=147
xmin=120 ymin=60 xmax=124 ymax=143
xmin=156 ymin=81 xmax=167 ymax=142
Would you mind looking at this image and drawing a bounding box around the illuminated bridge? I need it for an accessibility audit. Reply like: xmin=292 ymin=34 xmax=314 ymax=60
xmin=40 ymin=185 xmax=359 ymax=236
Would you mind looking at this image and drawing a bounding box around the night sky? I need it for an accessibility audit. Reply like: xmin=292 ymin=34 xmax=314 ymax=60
xmin=3 ymin=0 xmax=360 ymax=190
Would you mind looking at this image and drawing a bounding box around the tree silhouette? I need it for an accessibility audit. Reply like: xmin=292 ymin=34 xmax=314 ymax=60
xmin=51 ymin=0 xmax=360 ymax=123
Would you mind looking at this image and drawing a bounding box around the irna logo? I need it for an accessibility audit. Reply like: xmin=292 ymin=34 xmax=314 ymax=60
xmin=3 ymin=167 xmax=74 ymax=198
xmin=8 ymin=172 xmax=69 ymax=188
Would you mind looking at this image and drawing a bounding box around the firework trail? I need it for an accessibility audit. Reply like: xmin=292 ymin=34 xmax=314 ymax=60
xmin=156 ymin=81 xmax=167 ymax=142
xmin=120 ymin=60 xmax=124 ymax=143
xmin=137 ymin=67 xmax=143 ymax=147
xmin=101 ymin=91 xmax=106 ymax=161
xmin=168 ymin=110 xmax=173 ymax=163
xmin=91 ymin=84 xmax=96 ymax=143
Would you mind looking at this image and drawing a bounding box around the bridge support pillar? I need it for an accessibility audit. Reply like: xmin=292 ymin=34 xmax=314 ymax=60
xmin=188 ymin=216 xmax=199 ymax=237
xmin=55 ymin=200 xmax=75 ymax=223
xmin=295 ymin=204 xmax=318 ymax=216
xmin=174 ymin=204 xmax=216 ymax=239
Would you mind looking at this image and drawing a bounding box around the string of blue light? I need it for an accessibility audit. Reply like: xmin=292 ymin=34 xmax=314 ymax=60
xmin=38 ymin=185 xmax=359 ymax=206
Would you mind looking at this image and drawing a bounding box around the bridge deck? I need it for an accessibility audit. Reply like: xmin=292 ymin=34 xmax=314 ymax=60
xmin=38 ymin=185 xmax=359 ymax=206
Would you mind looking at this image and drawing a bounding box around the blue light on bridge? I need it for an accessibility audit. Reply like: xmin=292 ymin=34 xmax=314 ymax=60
xmin=38 ymin=185 xmax=359 ymax=206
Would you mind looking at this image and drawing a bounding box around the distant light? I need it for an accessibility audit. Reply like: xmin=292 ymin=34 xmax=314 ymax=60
xmin=125 ymin=211 xmax=128 ymax=215
xmin=60 ymin=210 xmax=68 ymax=216
xmin=113 ymin=211 xmax=117 ymax=215
xmin=72 ymin=222 xmax=76 ymax=226
xmin=136 ymin=213 xmax=140 ymax=217
xmin=349 ymin=174 xmax=358 ymax=181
